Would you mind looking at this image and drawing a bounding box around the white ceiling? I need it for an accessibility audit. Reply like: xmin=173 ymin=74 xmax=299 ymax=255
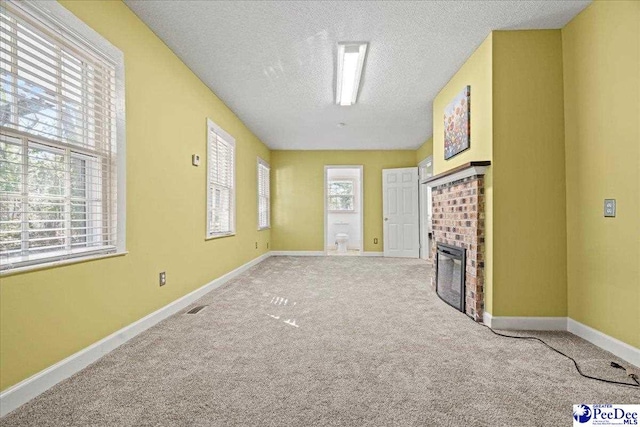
xmin=124 ymin=1 xmax=590 ymax=150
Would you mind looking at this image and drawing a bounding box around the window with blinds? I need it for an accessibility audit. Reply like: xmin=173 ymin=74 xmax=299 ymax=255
xmin=0 ymin=1 xmax=125 ymax=272
xmin=257 ymin=158 xmax=270 ymax=230
xmin=207 ymin=119 xmax=235 ymax=238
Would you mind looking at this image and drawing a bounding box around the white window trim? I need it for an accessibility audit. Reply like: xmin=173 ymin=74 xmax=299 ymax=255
xmin=206 ymin=118 xmax=236 ymax=240
xmin=327 ymin=178 xmax=357 ymax=213
xmin=257 ymin=157 xmax=270 ymax=231
xmin=0 ymin=0 xmax=126 ymax=275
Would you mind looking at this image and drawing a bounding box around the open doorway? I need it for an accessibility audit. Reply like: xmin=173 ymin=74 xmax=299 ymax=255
xmin=324 ymin=166 xmax=363 ymax=256
xmin=418 ymin=156 xmax=433 ymax=260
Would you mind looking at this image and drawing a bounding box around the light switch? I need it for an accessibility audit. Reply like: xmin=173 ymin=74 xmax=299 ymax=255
xmin=192 ymin=154 xmax=200 ymax=166
xmin=604 ymin=199 xmax=616 ymax=217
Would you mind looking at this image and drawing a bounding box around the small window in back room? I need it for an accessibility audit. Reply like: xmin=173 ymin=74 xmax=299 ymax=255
xmin=328 ymin=180 xmax=355 ymax=211
xmin=206 ymin=119 xmax=235 ymax=238
xmin=257 ymin=158 xmax=270 ymax=230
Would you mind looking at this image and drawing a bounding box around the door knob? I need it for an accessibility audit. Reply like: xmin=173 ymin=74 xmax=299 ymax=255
xmin=384 ymin=217 xmax=388 ymax=221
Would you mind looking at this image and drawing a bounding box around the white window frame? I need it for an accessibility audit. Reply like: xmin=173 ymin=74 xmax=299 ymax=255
xmin=327 ymin=178 xmax=356 ymax=213
xmin=257 ymin=157 xmax=270 ymax=230
xmin=206 ymin=118 xmax=235 ymax=239
xmin=0 ymin=0 xmax=126 ymax=275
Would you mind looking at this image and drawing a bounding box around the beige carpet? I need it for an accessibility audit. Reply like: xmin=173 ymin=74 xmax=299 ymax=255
xmin=2 ymin=256 xmax=638 ymax=426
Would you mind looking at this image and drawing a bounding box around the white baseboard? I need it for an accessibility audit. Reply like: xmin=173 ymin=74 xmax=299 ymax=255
xmin=362 ymin=252 xmax=384 ymax=257
xmin=483 ymin=313 xmax=567 ymax=331
xmin=567 ymin=318 xmax=640 ymax=368
xmin=271 ymin=250 xmax=384 ymax=257
xmin=483 ymin=312 xmax=639 ymax=368
xmin=0 ymin=252 xmax=271 ymax=418
xmin=270 ymin=251 xmax=324 ymax=256
xmin=482 ymin=311 xmax=493 ymax=327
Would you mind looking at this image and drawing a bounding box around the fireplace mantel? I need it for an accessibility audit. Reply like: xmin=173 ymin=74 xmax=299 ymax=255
xmin=423 ymin=161 xmax=491 ymax=187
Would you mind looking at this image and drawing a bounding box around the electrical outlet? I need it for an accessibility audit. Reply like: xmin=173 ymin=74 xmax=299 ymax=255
xmin=374 ymin=238 xmax=378 ymax=244
xmin=191 ymin=154 xmax=200 ymax=166
xmin=267 ymin=242 xmax=269 ymax=249
xmin=159 ymin=271 xmax=166 ymax=286
xmin=255 ymin=242 xmax=258 ymax=249
xmin=604 ymin=199 xmax=616 ymax=217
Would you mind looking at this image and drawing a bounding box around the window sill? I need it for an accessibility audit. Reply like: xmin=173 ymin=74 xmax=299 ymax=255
xmin=328 ymin=210 xmax=357 ymax=214
xmin=205 ymin=232 xmax=236 ymax=241
xmin=0 ymin=250 xmax=128 ymax=277
xmin=258 ymin=226 xmax=270 ymax=231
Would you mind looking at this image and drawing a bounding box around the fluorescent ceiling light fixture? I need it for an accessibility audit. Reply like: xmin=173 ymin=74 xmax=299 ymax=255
xmin=336 ymin=42 xmax=368 ymax=106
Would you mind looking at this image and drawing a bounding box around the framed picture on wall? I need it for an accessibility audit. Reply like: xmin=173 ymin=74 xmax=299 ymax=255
xmin=444 ymin=85 xmax=470 ymax=160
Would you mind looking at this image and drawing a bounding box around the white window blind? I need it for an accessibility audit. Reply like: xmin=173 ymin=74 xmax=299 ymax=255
xmin=0 ymin=1 xmax=125 ymax=272
xmin=207 ymin=119 xmax=235 ymax=238
xmin=257 ymin=157 xmax=270 ymax=230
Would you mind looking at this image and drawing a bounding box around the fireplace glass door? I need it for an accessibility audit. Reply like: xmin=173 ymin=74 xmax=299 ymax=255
xmin=436 ymin=243 xmax=466 ymax=312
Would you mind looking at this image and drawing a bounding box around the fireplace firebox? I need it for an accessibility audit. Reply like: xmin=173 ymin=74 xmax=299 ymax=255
xmin=436 ymin=243 xmax=466 ymax=314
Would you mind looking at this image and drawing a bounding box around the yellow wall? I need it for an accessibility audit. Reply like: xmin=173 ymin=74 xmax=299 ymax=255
xmin=432 ymin=35 xmax=495 ymax=313
xmin=492 ymin=31 xmax=567 ymax=317
xmin=415 ymin=137 xmax=433 ymax=164
xmin=0 ymin=0 xmax=271 ymax=391
xmin=563 ymin=1 xmax=640 ymax=347
xmin=433 ymin=35 xmax=493 ymax=176
xmin=271 ymin=151 xmax=416 ymax=252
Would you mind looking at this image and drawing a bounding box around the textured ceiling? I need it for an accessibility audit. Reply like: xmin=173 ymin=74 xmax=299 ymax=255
xmin=124 ymin=1 xmax=590 ymax=150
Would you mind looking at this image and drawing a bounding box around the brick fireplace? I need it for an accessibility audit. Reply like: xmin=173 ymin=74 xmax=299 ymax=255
xmin=425 ymin=162 xmax=490 ymax=322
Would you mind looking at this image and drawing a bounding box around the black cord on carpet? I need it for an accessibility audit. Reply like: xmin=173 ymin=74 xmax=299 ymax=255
xmin=434 ymin=288 xmax=638 ymax=388
xmin=480 ymin=323 xmax=640 ymax=388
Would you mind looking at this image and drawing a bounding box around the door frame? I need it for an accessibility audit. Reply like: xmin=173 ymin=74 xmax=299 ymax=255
xmin=324 ymin=165 xmax=364 ymax=255
xmin=417 ymin=156 xmax=433 ymax=260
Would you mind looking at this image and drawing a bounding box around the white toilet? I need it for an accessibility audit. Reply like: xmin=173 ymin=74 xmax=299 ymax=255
xmin=333 ymin=221 xmax=349 ymax=254
xmin=336 ymin=233 xmax=349 ymax=253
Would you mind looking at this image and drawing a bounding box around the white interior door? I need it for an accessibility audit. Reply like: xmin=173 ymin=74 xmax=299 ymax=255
xmin=383 ymin=167 xmax=419 ymax=258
